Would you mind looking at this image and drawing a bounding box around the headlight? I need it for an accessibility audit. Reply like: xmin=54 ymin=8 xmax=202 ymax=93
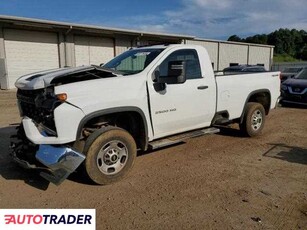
xmin=281 ymin=85 xmax=288 ymax=91
xmin=56 ymin=93 xmax=67 ymax=102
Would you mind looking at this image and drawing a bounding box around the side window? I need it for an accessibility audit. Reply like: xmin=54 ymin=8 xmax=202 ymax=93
xmin=159 ymin=49 xmax=202 ymax=80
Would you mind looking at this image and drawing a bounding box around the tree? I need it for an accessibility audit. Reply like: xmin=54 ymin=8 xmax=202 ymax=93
xmin=268 ymin=30 xmax=283 ymax=54
xmin=227 ymin=35 xmax=242 ymax=42
xmin=227 ymin=28 xmax=307 ymax=61
xmin=268 ymin=28 xmax=300 ymax=56
xmin=245 ymin=34 xmax=268 ymax=44
xmin=299 ymin=45 xmax=307 ymax=60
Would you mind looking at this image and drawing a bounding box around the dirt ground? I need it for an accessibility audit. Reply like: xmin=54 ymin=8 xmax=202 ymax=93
xmin=0 ymin=90 xmax=306 ymax=230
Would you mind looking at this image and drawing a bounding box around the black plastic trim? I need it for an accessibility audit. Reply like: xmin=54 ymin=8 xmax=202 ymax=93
xmin=76 ymin=106 xmax=149 ymax=150
xmin=240 ymin=89 xmax=271 ymax=123
xmin=211 ymin=110 xmax=230 ymax=125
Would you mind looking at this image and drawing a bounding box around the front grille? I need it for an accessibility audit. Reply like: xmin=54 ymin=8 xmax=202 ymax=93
xmin=17 ymin=89 xmax=43 ymax=120
xmin=19 ymin=101 xmax=45 ymax=121
xmin=17 ymin=89 xmax=57 ymax=132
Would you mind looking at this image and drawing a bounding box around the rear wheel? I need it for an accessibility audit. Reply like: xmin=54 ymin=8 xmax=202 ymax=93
xmin=83 ymin=126 xmax=137 ymax=185
xmin=240 ymin=102 xmax=266 ymax=137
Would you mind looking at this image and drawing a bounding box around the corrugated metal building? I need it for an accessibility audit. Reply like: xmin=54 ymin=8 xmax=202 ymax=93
xmin=0 ymin=15 xmax=274 ymax=89
xmin=185 ymin=39 xmax=273 ymax=71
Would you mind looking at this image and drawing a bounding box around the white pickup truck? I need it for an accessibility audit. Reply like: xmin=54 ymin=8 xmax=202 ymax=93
xmin=11 ymin=44 xmax=280 ymax=185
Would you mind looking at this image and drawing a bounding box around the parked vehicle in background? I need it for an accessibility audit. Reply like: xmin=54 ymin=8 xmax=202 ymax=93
xmin=280 ymin=67 xmax=303 ymax=82
xmin=11 ymin=44 xmax=280 ymax=186
xmin=223 ymin=65 xmax=266 ymax=75
xmin=280 ymin=67 xmax=307 ymax=106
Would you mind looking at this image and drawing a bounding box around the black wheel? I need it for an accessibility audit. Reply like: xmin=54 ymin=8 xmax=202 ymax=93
xmin=240 ymin=102 xmax=266 ymax=137
xmin=83 ymin=126 xmax=137 ymax=185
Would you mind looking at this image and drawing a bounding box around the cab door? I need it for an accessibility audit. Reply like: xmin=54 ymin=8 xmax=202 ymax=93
xmin=147 ymin=48 xmax=216 ymax=139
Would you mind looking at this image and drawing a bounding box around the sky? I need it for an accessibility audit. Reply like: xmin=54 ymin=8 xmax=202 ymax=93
xmin=0 ymin=0 xmax=306 ymax=40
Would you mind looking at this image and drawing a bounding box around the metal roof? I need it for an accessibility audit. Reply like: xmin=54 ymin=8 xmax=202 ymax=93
xmin=193 ymin=37 xmax=274 ymax=48
xmin=0 ymin=15 xmax=195 ymax=39
xmin=0 ymin=15 xmax=274 ymax=48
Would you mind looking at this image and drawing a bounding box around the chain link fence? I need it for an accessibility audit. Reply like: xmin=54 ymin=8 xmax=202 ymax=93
xmin=272 ymin=62 xmax=307 ymax=71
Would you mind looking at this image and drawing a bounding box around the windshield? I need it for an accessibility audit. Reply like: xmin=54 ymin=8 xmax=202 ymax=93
xmin=295 ymin=69 xmax=307 ymax=79
xmin=103 ymin=48 xmax=164 ymax=75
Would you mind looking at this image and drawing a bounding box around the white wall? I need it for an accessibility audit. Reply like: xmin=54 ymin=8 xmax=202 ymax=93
xmin=115 ymin=37 xmax=132 ymax=56
xmin=249 ymin=46 xmax=271 ymax=70
xmin=0 ymin=27 xmax=274 ymax=89
xmin=75 ymin=35 xmax=114 ymax=66
xmin=186 ymin=39 xmax=273 ymax=71
xmin=219 ymin=43 xmax=248 ymax=70
xmin=186 ymin=40 xmax=218 ymax=70
xmin=4 ymin=29 xmax=60 ymax=88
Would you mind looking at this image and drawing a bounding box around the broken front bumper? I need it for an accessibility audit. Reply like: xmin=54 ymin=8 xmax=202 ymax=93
xmin=10 ymin=126 xmax=85 ymax=185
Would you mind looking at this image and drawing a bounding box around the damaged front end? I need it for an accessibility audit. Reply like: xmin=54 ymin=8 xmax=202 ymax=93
xmin=11 ymin=65 xmax=121 ymax=185
xmin=11 ymin=84 xmax=87 ymax=185
xmin=10 ymin=125 xmax=85 ymax=185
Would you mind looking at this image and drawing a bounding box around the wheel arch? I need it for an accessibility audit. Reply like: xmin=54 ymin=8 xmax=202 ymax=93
xmin=240 ymin=89 xmax=271 ymax=123
xmin=76 ymin=106 xmax=149 ymax=151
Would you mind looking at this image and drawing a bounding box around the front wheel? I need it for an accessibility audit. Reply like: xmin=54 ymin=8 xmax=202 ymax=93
xmin=240 ymin=102 xmax=266 ymax=137
xmin=83 ymin=126 xmax=137 ymax=185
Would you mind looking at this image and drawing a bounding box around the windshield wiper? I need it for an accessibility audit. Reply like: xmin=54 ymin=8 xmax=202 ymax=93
xmin=91 ymin=65 xmax=124 ymax=75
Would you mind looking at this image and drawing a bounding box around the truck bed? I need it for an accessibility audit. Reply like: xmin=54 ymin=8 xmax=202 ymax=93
xmin=215 ymin=72 xmax=280 ymax=119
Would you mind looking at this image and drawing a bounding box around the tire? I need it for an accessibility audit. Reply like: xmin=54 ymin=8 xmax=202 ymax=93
xmin=83 ymin=126 xmax=137 ymax=185
xmin=240 ymin=102 xmax=266 ymax=137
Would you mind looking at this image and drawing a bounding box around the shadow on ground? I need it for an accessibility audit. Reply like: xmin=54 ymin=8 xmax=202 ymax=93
xmin=264 ymin=143 xmax=307 ymax=165
xmin=280 ymin=103 xmax=307 ymax=109
xmin=0 ymin=126 xmax=50 ymax=190
xmin=215 ymin=125 xmax=245 ymax=138
xmin=70 ymin=142 xmax=185 ymax=185
xmin=0 ymin=125 xmax=147 ymax=187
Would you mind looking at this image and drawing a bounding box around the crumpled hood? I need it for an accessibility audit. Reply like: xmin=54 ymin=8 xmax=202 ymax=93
xmin=15 ymin=65 xmax=119 ymax=90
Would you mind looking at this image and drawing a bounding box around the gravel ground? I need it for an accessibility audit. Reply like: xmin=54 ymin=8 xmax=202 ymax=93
xmin=0 ymin=89 xmax=306 ymax=229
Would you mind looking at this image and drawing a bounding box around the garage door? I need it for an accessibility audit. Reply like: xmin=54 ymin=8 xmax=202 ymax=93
xmin=75 ymin=36 xmax=114 ymax=67
xmin=4 ymin=29 xmax=60 ymax=89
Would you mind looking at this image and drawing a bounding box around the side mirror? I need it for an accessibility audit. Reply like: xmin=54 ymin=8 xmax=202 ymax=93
xmin=158 ymin=60 xmax=186 ymax=84
xmin=153 ymin=70 xmax=166 ymax=91
xmin=99 ymin=63 xmax=104 ymax=67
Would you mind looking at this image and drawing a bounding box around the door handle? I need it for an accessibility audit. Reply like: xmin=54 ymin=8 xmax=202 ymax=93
xmin=197 ymin=85 xmax=209 ymax=90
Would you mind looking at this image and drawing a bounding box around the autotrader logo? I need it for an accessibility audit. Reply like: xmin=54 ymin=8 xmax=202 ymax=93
xmin=0 ymin=209 xmax=95 ymax=230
